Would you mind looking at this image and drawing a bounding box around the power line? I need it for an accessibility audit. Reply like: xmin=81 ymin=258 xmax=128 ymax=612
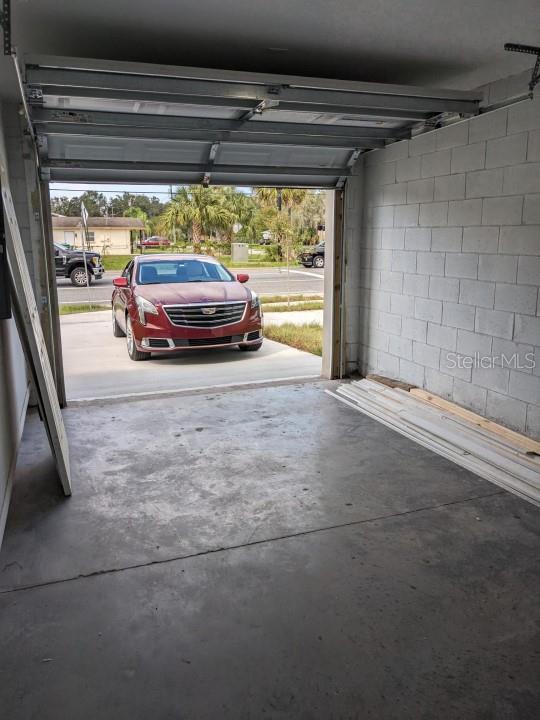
xmin=50 ymin=188 xmax=178 ymax=196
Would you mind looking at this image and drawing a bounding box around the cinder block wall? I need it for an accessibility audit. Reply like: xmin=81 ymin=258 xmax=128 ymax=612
xmin=355 ymin=95 xmax=540 ymax=438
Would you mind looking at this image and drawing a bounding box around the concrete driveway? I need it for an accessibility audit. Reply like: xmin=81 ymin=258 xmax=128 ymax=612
xmin=61 ymin=310 xmax=321 ymax=401
xmin=264 ymin=308 xmax=323 ymax=326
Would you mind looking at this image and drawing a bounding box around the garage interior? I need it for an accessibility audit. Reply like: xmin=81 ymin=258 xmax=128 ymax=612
xmin=1 ymin=2 xmax=539 ymax=718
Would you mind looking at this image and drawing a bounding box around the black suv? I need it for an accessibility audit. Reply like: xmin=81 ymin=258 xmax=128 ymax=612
xmin=298 ymin=242 xmax=325 ymax=268
xmin=54 ymin=243 xmax=105 ymax=286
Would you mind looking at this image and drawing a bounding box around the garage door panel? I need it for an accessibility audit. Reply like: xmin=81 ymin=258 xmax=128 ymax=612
xmin=48 ymin=166 xmax=339 ymax=187
xmin=210 ymin=172 xmax=339 ymax=188
xmin=218 ymin=143 xmax=351 ymax=168
xmin=29 ymin=54 xmax=481 ymax=190
xmin=47 ymin=135 xmax=212 ymax=164
xmin=42 ymin=95 xmax=243 ymax=120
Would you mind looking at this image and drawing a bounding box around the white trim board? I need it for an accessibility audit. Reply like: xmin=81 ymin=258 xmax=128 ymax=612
xmin=327 ymin=379 xmax=540 ymax=507
xmin=0 ymin=125 xmax=71 ymax=497
xmin=0 ymin=385 xmax=30 ymax=548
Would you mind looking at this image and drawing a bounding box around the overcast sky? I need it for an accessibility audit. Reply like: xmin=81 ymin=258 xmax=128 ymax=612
xmin=49 ymin=183 xmax=252 ymax=198
xmin=49 ymin=183 xmax=180 ymax=198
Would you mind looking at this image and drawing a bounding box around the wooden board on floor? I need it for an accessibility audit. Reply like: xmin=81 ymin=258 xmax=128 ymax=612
xmin=366 ymin=373 xmax=416 ymax=392
xmin=329 ymin=379 xmax=540 ymax=506
xmin=410 ymin=388 xmax=540 ymax=456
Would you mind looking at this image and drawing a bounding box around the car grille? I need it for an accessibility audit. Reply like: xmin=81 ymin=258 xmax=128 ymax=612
xmin=164 ymin=302 xmax=247 ymax=328
xmin=247 ymin=330 xmax=261 ymax=340
xmin=174 ymin=335 xmax=244 ymax=347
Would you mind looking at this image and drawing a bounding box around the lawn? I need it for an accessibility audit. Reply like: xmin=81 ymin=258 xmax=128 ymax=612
xmin=262 ymin=301 xmax=324 ymax=312
xmin=102 ymin=255 xmax=134 ymax=271
xmin=264 ymin=322 xmax=323 ymax=356
xmin=59 ymin=303 xmax=109 ymax=315
xmin=101 ymin=254 xmax=291 ymax=271
xmin=260 ymin=294 xmax=323 ymax=303
xmin=227 ymin=260 xmax=289 ymax=268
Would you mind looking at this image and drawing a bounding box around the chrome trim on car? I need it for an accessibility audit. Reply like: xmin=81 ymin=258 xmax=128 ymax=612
xmin=141 ymin=337 xmax=175 ymax=349
xmin=163 ymin=301 xmax=247 ymax=328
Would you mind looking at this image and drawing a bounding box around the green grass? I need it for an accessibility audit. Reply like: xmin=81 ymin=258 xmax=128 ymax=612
xmin=220 ymin=256 xmax=289 ymax=268
xmin=260 ymin=294 xmax=323 ymax=303
xmin=59 ymin=303 xmax=109 ymax=315
xmin=264 ymin=322 xmax=323 ymax=356
xmin=102 ymin=255 xmax=134 ymax=271
xmin=101 ymin=254 xmax=293 ymax=271
xmin=228 ymin=261 xmax=290 ymax=268
xmin=262 ymin=301 xmax=324 ymax=312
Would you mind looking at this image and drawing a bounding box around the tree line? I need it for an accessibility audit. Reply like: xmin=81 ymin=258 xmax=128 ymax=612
xmin=51 ymin=186 xmax=326 ymax=255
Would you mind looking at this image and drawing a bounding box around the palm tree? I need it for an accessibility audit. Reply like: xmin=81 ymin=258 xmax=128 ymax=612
xmin=221 ymin=188 xmax=257 ymax=226
xmin=255 ymin=187 xmax=308 ymax=220
xmin=159 ymin=186 xmax=235 ymax=251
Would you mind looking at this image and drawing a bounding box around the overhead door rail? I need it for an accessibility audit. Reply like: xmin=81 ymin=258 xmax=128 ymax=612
xmin=23 ymin=55 xmax=481 ymax=188
xmin=24 ymin=56 xmax=480 ymax=116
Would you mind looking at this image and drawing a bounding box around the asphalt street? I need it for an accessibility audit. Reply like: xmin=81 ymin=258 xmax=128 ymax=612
xmin=57 ymin=267 xmax=324 ymax=304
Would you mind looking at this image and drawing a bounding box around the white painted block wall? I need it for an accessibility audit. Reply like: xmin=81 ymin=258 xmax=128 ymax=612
xmin=353 ymin=94 xmax=540 ymax=438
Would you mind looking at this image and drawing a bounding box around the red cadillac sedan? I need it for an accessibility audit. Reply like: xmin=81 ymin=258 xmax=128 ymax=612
xmin=111 ymin=254 xmax=263 ymax=360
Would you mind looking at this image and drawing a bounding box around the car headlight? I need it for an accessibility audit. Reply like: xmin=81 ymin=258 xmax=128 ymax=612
xmin=250 ymin=291 xmax=260 ymax=310
xmin=135 ymin=295 xmax=159 ymax=325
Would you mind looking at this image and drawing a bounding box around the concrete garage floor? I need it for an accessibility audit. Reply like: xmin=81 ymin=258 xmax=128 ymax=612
xmin=1 ymin=382 xmax=539 ymax=719
xmin=61 ymin=310 xmax=322 ymax=400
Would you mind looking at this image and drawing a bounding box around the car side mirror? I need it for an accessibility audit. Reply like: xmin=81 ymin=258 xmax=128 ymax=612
xmin=54 ymin=249 xmax=59 ymax=256
xmin=113 ymin=277 xmax=129 ymax=288
xmin=237 ymin=273 xmax=249 ymax=283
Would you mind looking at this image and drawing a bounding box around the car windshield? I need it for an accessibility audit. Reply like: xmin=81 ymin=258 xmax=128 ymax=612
xmin=137 ymin=259 xmax=234 ymax=285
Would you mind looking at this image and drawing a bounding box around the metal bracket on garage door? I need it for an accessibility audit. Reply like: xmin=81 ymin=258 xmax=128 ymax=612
xmin=505 ymin=43 xmax=540 ymax=93
xmin=0 ymin=124 xmax=71 ymax=496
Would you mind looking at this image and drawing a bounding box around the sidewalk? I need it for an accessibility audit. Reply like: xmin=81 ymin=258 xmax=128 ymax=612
xmin=264 ymin=309 xmax=323 ymax=326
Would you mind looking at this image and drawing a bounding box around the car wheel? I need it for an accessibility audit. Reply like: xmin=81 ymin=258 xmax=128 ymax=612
xmin=112 ymin=308 xmax=125 ymax=337
xmin=238 ymin=341 xmax=263 ymax=352
xmin=126 ymin=315 xmax=150 ymax=361
xmin=313 ymin=256 xmax=324 ymax=268
xmin=70 ymin=266 xmax=93 ymax=287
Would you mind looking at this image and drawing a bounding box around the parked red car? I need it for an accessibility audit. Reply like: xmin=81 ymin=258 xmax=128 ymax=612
xmin=111 ymin=254 xmax=263 ymax=360
xmin=138 ymin=236 xmax=171 ymax=248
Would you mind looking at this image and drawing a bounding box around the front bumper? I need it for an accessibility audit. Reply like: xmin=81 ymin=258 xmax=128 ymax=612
xmin=132 ymin=304 xmax=263 ymax=352
xmin=92 ymin=263 xmax=104 ymax=279
xmin=140 ymin=329 xmax=263 ymax=350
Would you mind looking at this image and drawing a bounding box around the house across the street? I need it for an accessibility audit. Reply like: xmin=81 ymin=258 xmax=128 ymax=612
xmin=52 ymin=214 xmax=145 ymax=253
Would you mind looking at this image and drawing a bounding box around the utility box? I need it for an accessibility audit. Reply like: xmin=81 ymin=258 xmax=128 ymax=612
xmin=231 ymin=242 xmax=249 ymax=263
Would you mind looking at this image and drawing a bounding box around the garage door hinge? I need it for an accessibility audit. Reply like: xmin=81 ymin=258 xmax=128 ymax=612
xmin=27 ymin=86 xmax=44 ymax=105
xmin=0 ymin=0 xmax=11 ymax=55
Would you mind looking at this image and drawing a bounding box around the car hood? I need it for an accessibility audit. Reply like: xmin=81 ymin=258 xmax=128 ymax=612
xmin=134 ymin=282 xmax=251 ymax=305
xmin=69 ymin=250 xmax=101 ymax=258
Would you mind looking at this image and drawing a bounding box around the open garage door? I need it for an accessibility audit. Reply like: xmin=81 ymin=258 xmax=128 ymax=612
xmin=18 ymin=55 xmax=481 ymax=382
xmin=22 ymin=55 xmax=480 ymax=188
xmin=0 ymin=122 xmax=71 ymax=498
